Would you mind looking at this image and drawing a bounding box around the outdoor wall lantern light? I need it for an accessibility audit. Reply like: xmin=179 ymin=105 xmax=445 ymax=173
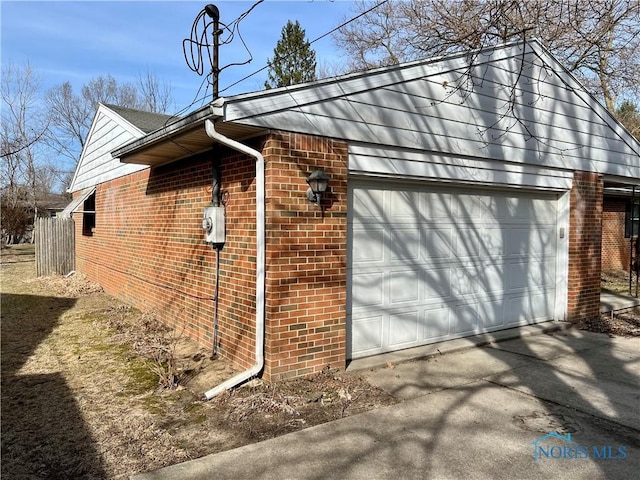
xmin=306 ymin=169 xmax=330 ymax=204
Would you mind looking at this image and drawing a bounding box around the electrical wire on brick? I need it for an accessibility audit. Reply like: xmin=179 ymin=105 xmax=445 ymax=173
xmin=84 ymin=257 xmax=216 ymax=302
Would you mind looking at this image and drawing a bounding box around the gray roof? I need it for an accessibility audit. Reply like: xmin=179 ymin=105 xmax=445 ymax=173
xmin=104 ymin=104 xmax=173 ymax=133
xmin=40 ymin=192 xmax=71 ymax=210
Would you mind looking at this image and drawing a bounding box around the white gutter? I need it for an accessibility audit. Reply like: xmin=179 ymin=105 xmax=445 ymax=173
xmin=203 ymin=118 xmax=265 ymax=400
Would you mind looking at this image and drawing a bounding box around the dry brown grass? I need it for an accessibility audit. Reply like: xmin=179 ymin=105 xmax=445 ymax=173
xmin=1 ymin=244 xmax=396 ymax=479
xmin=601 ymin=269 xmax=639 ymax=296
xmin=28 ymin=271 xmax=104 ymax=297
xmin=7 ymin=244 xmax=634 ymax=478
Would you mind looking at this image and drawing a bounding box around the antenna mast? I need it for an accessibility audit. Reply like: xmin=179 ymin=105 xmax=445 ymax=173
xmin=205 ymin=4 xmax=221 ymax=99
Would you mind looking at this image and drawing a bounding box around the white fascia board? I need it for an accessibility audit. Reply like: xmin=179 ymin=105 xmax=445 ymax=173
xmin=554 ymin=190 xmax=571 ymax=321
xmin=602 ymin=174 xmax=640 ymax=187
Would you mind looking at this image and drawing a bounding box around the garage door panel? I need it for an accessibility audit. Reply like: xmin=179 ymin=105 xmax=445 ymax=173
xmin=480 ymin=227 xmax=507 ymax=256
xmin=508 ymin=227 xmax=555 ymax=255
xmin=453 ymin=265 xmax=478 ymax=296
xmin=422 ymin=192 xmax=453 ymax=219
xmin=506 ymin=260 xmax=555 ymax=291
xmin=457 ymin=194 xmax=489 ymax=221
xmin=352 ymin=226 xmax=385 ymax=263
xmin=351 ymin=314 xmax=384 ymax=353
xmin=389 ymin=311 xmax=420 ymax=347
xmin=475 ymin=263 xmax=505 ymax=294
xmin=527 ymin=291 xmax=554 ymax=320
xmin=349 ymin=183 xmax=559 ymax=359
xmin=390 ymin=269 xmax=420 ymax=304
xmin=504 ymin=291 xmax=554 ymax=326
xmin=352 ymin=272 xmax=384 ymax=307
xmin=353 ymin=189 xmax=384 ymax=220
xmin=389 ymin=190 xmax=421 ymax=220
xmin=421 ymin=228 xmax=454 ymax=260
xmin=454 ymin=303 xmax=481 ymax=335
xmin=518 ymin=197 xmax=556 ymax=221
xmin=423 ymin=306 xmax=451 ymax=341
xmin=389 ymin=228 xmax=421 ymax=261
xmin=455 ymin=229 xmax=484 ymax=258
xmin=505 ymin=296 xmax=528 ymax=326
xmin=422 ymin=267 xmax=452 ymax=300
xmin=481 ymin=300 xmax=506 ymax=329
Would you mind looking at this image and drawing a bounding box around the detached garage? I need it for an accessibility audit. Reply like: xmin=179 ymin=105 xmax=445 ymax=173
xmin=72 ymin=40 xmax=639 ymax=387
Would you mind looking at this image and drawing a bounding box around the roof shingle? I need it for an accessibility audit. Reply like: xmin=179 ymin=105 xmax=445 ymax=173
xmin=104 ymin=104 xmax=173 ymax=133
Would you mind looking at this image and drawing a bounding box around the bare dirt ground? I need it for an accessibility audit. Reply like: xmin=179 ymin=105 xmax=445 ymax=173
xmin=1 ymin=245 xmax=396 ymax=479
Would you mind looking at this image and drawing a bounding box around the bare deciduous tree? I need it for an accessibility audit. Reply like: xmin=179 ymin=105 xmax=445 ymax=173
xmin=81 ymin=75 xmax=138 ymax=110
xmin=2 ymin=65 xmax=174 ymax=242
xmin=46 ymin=72 xmax=174 ymax=172
xmin=137 ymin=68 xmax=173 ymax=113
xmin=334 ymin=0 xmax=640 ymax=111
xmin=1 ymin=63 xmax=54 ymax=242
xmin=46 ymin=81 xmax=93 ymax=162
xmin=1 ymin=63 xmax=49 ymax=160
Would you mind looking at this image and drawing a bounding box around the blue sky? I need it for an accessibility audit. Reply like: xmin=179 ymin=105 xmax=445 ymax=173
xmin=1 ymin=0 xmax=356 ymax=115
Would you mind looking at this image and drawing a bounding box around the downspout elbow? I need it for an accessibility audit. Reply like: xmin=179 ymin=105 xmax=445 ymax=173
xmin=203 ymin=119 xmax=265 ymax=400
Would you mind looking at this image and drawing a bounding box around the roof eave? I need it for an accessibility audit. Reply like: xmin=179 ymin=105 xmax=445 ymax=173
xmin=112 ymin=103 xmax=221 ymax=162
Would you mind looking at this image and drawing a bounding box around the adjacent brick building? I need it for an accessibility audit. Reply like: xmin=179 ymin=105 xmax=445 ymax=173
xmin=602 ymin=196 xmax=638 ymax=272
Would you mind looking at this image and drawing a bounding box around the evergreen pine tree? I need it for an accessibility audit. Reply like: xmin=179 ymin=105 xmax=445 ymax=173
xmin=616 ymin=101 xmax=640 ymax=140
xmin=264 ymin=20 xmax=317 ymax=89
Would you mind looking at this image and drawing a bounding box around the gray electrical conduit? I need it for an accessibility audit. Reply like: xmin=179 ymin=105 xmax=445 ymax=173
xmin=203 ymin=117 xmax=265 ymax=400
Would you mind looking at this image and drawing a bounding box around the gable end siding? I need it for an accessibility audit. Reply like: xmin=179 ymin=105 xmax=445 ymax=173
xmin=224 ymin=42 xmax=639 ymax=182
xmin=70 ymin=107 xmax=148 ymax=193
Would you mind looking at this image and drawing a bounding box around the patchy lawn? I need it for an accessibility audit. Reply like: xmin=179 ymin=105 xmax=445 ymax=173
xmin=601 ymin=269 xmax=639 ymax=296
xmin=597 ymin=269 xmax=640 ymax=336
xmin=3 ymin=246 xmax=638 ymax=478
xmin=1 ymin=244 xmax=396 ymax=479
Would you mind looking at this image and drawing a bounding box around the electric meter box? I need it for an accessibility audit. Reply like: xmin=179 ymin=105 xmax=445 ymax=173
xmin=202 ymin=206 xmax=226 ymax=245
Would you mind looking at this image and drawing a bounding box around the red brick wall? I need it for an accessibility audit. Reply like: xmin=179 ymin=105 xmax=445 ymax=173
xmin=263 ymin=131 xmax=348 ymax=380
xmin=75 ymin=148 xmax=259 ymax=371
xmin=601 ymin=198 xmax=632 ymax=271
xmin=75 ymin=132 xmax=349 ymax=381
xmin=567 ymin=171 xmax=603 ymax=320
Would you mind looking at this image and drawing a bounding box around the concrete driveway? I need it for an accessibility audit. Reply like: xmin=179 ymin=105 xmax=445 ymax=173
xmin=133 ymin=327 xmax=640 ymax=480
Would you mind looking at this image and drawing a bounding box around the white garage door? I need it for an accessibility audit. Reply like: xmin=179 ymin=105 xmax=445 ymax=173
xmin=348 ymin=182 xmax=560 ymax=359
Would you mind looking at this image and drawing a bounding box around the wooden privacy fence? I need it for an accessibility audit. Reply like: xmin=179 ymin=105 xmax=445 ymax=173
xmin=35 ymin=217 xmax=75 ymax=276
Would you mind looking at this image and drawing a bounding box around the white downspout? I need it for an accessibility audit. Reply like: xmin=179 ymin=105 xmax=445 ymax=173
xmin=203 ymin=118 xmax=265 ymax=400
